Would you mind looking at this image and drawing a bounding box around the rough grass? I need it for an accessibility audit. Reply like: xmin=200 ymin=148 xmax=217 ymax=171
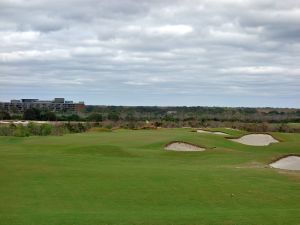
xmin=288 ymin=123 xmax=300 ymax=128
xmin=0 ymin=128 xmax=299 ymax=225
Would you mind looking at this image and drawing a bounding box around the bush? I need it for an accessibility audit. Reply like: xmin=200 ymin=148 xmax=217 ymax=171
xmin=88 ymin=127 xmax=112 ymax=132
xmin=27 ymin=122 xmax=40 ymax=135
xmin=105 ymin=124 xmax=113 ymax=129
xmin=51 ymin=124 xmax=68 ymax=136
xmin=0 ymin=122 xmax=94 ymax=137
xmin=13 ymin=125 xmax=29 ymax=137
xmin=40 ymin=124 xmax=52 ymax=136
xmin=0 ymin=125 xmax=13 ymax=136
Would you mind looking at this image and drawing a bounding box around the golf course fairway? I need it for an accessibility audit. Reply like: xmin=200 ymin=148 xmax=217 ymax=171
xmin=0 ymin=128 xmax=299 ymax=225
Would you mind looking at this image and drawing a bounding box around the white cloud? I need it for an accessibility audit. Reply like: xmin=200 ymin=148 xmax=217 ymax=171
xmin=146 ymin=25 xmax=193 ymax=36
xmin=0 ymin=49 xmax=69 ymax=62
xmin=220 ymin=66 xmax=286 ymax=74
xmin=0 ymin=31 xmax=40 ymax=46
xmin=0 ymin=0 xmax=300 ymax=106
xmin=123 ymin=81 xmax=148 ymax=86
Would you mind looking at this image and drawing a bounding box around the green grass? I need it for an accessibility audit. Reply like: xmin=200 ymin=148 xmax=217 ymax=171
xmin=0 ymin=128 xmax=299 ymax=225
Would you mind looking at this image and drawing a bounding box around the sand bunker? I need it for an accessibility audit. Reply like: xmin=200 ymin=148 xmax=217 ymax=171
xmin=231 ymin=134 xmax=278 ymax=146
xmin=165 ymin=142 xmax=205 ymax=152
xmin=225 ymin=128 xmax=240 ymax=131
xmin=270 ymin=156 xmax=300 ymax=171
xmin=197 ymin=129 xmax=229 ymax=136
xmin=0 ymin=120 xmax=48 ymax=125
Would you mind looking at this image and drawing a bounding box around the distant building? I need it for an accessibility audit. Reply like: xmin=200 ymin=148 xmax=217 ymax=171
xmin=0 ymin=98 xmax=85 ymax=113
xmin=53 ymin=98 xmax=65 ymax=103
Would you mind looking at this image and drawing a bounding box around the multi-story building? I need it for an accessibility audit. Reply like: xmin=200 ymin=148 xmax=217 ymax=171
xmin=0 ymin=98 xmax=85 ymax=113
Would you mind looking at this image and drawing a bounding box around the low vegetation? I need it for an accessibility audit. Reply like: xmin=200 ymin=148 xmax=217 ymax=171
xmin=0 ymin=122 xmax=92 ymax=137
xmin=1 ymin=106 xmax=300 ymax=133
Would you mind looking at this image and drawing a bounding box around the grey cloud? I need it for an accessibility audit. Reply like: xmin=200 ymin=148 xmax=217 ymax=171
xmin=0 ymin=0 xmax=300 ymax=107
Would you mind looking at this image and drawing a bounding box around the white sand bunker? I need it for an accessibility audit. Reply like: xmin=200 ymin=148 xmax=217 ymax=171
xmin=270 ymin=156 xmax=300 ymax=171
xmin=197 ymin=129 xmax=229 ymax=136
xmin=225 ymin=128 xmax=239 ymax=130
xmin=165 ymin=142 xmax=205 ymax=152
xmin=231 ymin=134 xmax=278 ymax=146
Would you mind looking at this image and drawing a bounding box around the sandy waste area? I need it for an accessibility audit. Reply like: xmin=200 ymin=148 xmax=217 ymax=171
xmin=197 ymin=129 xmax=229 ymax=136
xmin=0 ymin=120 xmax=47 ymax=125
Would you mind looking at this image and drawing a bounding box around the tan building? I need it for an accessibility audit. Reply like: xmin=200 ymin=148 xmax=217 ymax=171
xmin=0 ymin=98 xmax=85 ymax=113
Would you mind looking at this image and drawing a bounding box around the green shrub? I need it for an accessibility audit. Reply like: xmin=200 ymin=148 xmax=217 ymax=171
xmin=88 ymin=127 xmax=112 ymax=132
xmin=27 ymin=122 xmax=40 ymax=135
xmin=51 ymin=124 xmax=68 ymax=136
xmin=40 ymin=124 xmax=52 ymax=136
xmin=0 ymin=125 xmax=13 ymax=136
xmin=13 ymin=125 xmax=29 ymax=137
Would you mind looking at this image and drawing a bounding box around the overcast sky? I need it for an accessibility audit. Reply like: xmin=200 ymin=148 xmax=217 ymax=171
xmin=0 ymin=0 xmax=300 ymax=107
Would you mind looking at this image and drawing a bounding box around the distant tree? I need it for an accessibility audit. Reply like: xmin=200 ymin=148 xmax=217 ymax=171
xmin=66 ymin=114 xmax=81 ymax=121
xmin=107 ymin=112 xmax=120 ymax=121
xmin=23 ymin=108 xmax=41 ymax=120
xmin=84 ymin=106 xmax=94 ymax=113
xmin=40 ymin=111 xmax=57 ymax=121
xmin=268 ymin=110 xmax=280 ymax=115
xmin=163 ymin=115 xmax=179 ymax=122
xmin=0 ymin=111 xmax=11 ymax=120
xmin=87 ymin=113 xmax=103 ymax=122
xmin=125 ymin=113 xmax=135 ymax=121
xmin=10 ymin=114 xmax=23 ymax=120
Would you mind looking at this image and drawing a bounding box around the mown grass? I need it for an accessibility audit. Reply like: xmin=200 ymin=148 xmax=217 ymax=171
xmin=0 ymin=128 xmax=299 ymax=225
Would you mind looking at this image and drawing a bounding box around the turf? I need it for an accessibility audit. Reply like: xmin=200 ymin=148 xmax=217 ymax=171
xmin=0 ymin=128 xmax=299 ymax=225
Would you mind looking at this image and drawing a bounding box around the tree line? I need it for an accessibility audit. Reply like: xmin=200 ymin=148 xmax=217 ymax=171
xmin=1 ymin=106 xmax=300 ymax=134
xmin=1 ymin=106 xmax=300 ymax=123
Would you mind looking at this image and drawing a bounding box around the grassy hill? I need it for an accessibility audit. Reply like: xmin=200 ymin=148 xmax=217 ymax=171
xmin=0 ymin=129 xmax=299 ymax=225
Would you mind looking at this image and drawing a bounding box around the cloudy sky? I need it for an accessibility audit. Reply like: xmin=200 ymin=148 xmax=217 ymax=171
xmin=0 ymin=0 xmax=300 ymax=107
